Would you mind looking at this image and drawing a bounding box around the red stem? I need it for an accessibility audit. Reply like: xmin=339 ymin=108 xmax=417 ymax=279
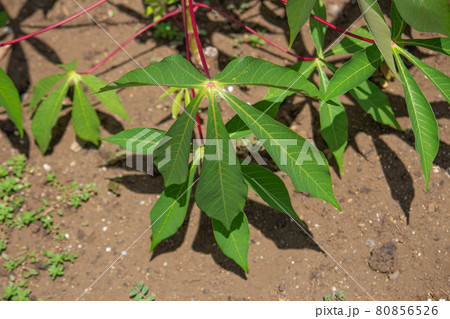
xmin=278 ymin=0 xmax=375 ymax=44
xmin=0 ymin=0 xmax=109 ymax=48
xmin=194 ymin=2 xmax=314 ymax=61
xmin=81 ymin=9 xmax=182 ymax=74
xmin=188 ymin=0 xmax=211 ymax=79
xmin=309 ymin=14 xmax=375 ymax=44
xmin=183 ymin=0 xmax=204 ymax=142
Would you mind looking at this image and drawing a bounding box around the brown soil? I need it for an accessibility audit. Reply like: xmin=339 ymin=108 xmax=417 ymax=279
xmin=0 ymin=0 xmax=448 ymax=301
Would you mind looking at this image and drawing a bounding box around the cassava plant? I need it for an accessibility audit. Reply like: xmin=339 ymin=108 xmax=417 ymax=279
xmin=0 ymin=0 xmax=448 ymax=272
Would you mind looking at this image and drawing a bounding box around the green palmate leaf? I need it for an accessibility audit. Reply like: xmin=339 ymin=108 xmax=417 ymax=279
xmin=0 ymin=11 xmax=8 ymax=28
xmin=0 ymin=68 xmax=23 ymax=137
xmin=241 ymin=162 xmax=304 ymax=225
xmin=102 ymin=128 xmax=166 ymax=154
xmin=390 ymin=1 xmax=406 ymax=41
xmin=396 ymin=38 xmax=450 ymax=56
xmin=172 ymin=89 xmax=183 ymax=119
xmin=220 ymin=90 xmax=340 ymax=209
xmin=31 ymin=79 xmax=71 ymax=153
xmin=80 ymin=74 xmax=130 ymax=122
xmin=101 ymin=55 xmax=209 ymax=92
xmin=317 ymin=65 xmax=348 ymax=173
xmin=72 ymin=81 xmax=100 ymax=145
xmin=196 ymin=90 xmax=248 ymax=230
xmin=58 ymin=60 xmax=77 ymax=72
xmin=324 ymin=27 xmax=372 ymax=57
xmin=154 ymin=88 xmax=206 ymax=186
xmin=324 ymin=61 xmax=400 ymax=129
xmin=150 ymin=150 xmax=200 ymax=252
xmin=310 ymin=0 xmax=326 ymax=56
xmin=394 ymin=52 xmax=439 ymax=190
xmin=29 ymin=74 xmax=67 ymax=112
xmin=324 ymin=44 xmax=382 ymax=101
xmin=157 ymin=86 xmax=179 ymax=102
xmin=357 ymin=0 xmax=398 ymax=80
xmin=286 ymin=0 xmax=317 ymax=48
xmin=213 ymin=57 xmax=320 ymax=98
xmin=212 ymin=212 xmax=250 ymax=272
xmin=226 ymin=88 xmax=293 ymax=140
xmin=397 ymin=47 xmax=450 ymax=104
xmin=394 ymin=0 xmax=450 ymax=36
xmin=351 ymin=80 xmax=401 ymax=129
xmin=226 ymin=61 xmax=316 ymax=139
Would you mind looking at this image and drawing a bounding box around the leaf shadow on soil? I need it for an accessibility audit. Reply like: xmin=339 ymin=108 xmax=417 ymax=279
xmin=278 ymin=90 xmax=449 ymax=223
xmin=0 ymin=117 xmax=31 ymax=157
xmin=0 ymin=0 xmax=62 ymax=94
xmin=191 ymin=200 xmax=322 ymax=279
xmin=306 ymin=98 xmax=417 ymax=222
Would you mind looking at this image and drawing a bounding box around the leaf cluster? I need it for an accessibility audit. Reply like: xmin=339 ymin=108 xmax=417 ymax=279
xmin=101 ymin=0 xmax=449 ymax=272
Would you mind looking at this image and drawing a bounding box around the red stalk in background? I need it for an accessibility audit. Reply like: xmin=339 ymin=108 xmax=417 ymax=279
xmin=278 ymin=0 xmax=375 ymax=44
xmin=182 ymin=0 xmax=204 ymax=142
xmin=194 ymin=2 xmax=315 ymax=61
xmin=188 ymin=0 xmax=211 ymax=79
xmin=0 ymin=0 xmax=109 ymax=48
xmin=81 ymin=9 xmax=182 ymax=74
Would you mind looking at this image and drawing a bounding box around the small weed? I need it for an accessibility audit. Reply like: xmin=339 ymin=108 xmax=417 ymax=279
xmin=248 ymin=30 xmax=266 ymax=47
xmin=23 ymin=268 xmax=38 ymax=278
xmin=0 ymin=165 xmax=7 ymax=178
xmin=154 ymin=22 xmax=179 ymax=41
xmin=1 ymin=275 xmax=31 ymax=301
xmin=0 ymin=203 xmax=14 ymax=225
xmin=15 ymin=210 xmax=36 ymax=229
xmin=53 ymin=232 xmax=67 ymax=242
xmin=38 ymin=212 xmax=53 ymax=233
xmin=46 ymin=172 xmax=56 ymax=185
xmin=42 ymin=250 xmax=77 ymax=280
xmin=6 ymin=155 xmax=26 ymax=178
xmin=129 ymin=281 xmax=155 ymax=301
xmin=0 ymin=236 xmax=7 ymax=253
xmin=324 ymin=290 xmax=347 ymax=301
xmin=28 ymin=251 xmax=37 ymax=264
xmin=2 ymin=253 xmax=26 ymax=272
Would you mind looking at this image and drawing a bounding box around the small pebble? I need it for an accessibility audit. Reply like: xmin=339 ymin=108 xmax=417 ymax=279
xmin=377 ymin=174 xmax=385 ymax=179
xmin=121 ymin=251 xmax=127 ymax=256
xmin=389 ymin=270 xmax=400 ymax=280
xmin=43 ymin=164 xmax=52 ymax=172
xmin=227 ymin=86 xmax=234 ymax=93
xmin=102 ymin=226 xmax=108 ymax=232
xmin=65 ymin=233 xmax=70 ymax=239
xmin=105 ymin=247 xmax=111 ymax=252
xmin=163 ymin=262 xmax=168 ymax=266
xmin=329 ymin=4 xmax=340 ymax=16
xmin=365 ymin=239 xmax=375 ymax=248
xmin=140 ymin=200 xmax=145 ymax=205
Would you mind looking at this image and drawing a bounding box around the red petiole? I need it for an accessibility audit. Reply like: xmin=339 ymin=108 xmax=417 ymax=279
xmin=278 ymin=0 xmax=375 ymax=44
xmin=0 ymin=0 xmax=109 ymax=48
xmin=193 ymin=2 xmax=315 ymax=61
xmin=81 ymin=9 xmax=182 ymax=75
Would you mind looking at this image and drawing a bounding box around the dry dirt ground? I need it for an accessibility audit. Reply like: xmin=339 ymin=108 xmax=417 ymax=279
xmin=0 ymin=0 xmax=448 ymax=301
